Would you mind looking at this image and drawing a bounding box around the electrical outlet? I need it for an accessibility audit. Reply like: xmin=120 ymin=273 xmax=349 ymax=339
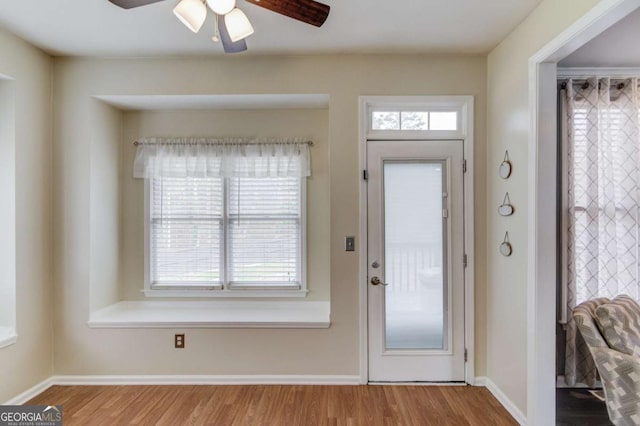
xmin=175 ymin=334 xmax=185 ymax=349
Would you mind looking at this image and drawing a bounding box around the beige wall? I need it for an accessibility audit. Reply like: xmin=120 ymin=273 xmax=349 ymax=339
xmin=52 ymin=55 xmax=488 ymax=377
xmin=89 ymin=101 xmax=122 ymax=312
xmin=0 ymin=28 xmax=53 ymax=402
xmin=0 ymin=0 xmax=629 ymax=405
xmin=119 ymin=108 xmax=330 ymax=302
xmin=485 ymin=0 xmax=600 ymax=414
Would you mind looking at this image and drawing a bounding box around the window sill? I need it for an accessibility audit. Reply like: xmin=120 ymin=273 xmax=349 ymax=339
xmin=88 ymin=301 xmax=330 ymax=329
xmin=143 ymin=288 xmax=309 ymax=298
xmin=0 ymin=327 xmax=17 ymax=349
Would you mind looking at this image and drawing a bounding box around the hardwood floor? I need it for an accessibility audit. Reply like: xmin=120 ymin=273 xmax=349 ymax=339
xmin=27 ymin=385 xmax=517 ymax=425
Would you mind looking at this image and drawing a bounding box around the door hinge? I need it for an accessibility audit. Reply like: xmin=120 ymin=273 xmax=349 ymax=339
xmin=363 ymin=170 xmax=368 ymax=181
xmin=463 ymin=160 xmax=467 ymax=173
xmin=464 ymin=348 xmax=468 ymax=362
xmin=463 ymin=254 xmax=468 ymax=268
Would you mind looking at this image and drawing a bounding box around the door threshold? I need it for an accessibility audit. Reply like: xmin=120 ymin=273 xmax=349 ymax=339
xmin=368 ymin=381 xmax=467 ymax=386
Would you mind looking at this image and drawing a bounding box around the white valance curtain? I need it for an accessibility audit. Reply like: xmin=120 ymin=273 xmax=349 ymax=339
xmin=563 ymin=77 xmax=640 ymax=387
xmin=133 ymin=138 xmax=311 ymax=179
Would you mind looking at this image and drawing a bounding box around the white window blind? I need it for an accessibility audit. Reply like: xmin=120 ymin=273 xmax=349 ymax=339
xmin=138 ymin=138 xmax=309 ymax=295
xmin=151 ymin=177 xmax=223 ymax=288
xmin=150 ymin=176 xmax=303 ymax=291
xmin=229 ymin=177 xmax=301 ymax=288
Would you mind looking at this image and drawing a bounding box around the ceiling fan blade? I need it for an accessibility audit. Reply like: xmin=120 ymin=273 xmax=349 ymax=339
xmin=218 ymin=14 xmax=248 ymax=53
xmin=244 ymin=0 xmax=330 ymax=27
xmin=107 ymin=0 xmax=166 ymax=9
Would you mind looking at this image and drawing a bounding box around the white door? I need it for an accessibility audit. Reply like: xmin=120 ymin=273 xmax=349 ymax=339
xmin=367 ymin=140 xmax=465 ymax=382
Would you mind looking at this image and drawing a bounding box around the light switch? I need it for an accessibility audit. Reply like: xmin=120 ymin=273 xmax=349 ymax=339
xmin=345 ymin=236 xmax=355 ymax=252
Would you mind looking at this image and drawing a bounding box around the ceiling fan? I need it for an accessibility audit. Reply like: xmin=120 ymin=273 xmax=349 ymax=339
xmin=107 ymin=0 xmax=330 ymax=53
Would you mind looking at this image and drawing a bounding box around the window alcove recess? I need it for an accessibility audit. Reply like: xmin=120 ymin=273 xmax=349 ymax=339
xmin=89 ymin=137 xmax=330 ymax=329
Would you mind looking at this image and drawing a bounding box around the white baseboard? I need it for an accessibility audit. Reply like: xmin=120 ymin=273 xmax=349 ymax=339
xmin=51 ymin=374 xmax=362 ymax=386
xmin=368 ymin=382 xmax=467 ymax=386
xmin=475 ymin=376 xmax=527 ymax=425
xmin=556 ymin=375 xmax=602 ymax=389
xmin=3 ymin=377 xmax=54 ymax=405
xmin=4 ymin=374 xmax=361 ymax=404
xmin=473 ymin=376 xmax=487 ymax=386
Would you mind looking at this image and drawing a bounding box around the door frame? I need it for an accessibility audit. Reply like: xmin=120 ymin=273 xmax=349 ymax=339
xmin=528 ymin=0 xmax=640 ymax=424
xmin=358 ymin=96 xmax=475 ymax=384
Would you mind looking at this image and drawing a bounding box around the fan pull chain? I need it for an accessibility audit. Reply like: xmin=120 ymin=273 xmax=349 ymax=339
xmin=160 ymin=177 xmax=164 ymax=224
xmin=212 ymin=13 xmax=220 ymax=42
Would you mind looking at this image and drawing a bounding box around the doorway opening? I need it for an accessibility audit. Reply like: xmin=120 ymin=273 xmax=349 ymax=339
xmin=529 ymin=1 xmax=640 ymax=424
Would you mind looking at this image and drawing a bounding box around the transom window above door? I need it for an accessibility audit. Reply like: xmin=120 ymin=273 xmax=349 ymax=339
xmin=371 ymin=111 xmax=458 ymax=131
xmin=364 ymin=98 xmax=468 ymax=140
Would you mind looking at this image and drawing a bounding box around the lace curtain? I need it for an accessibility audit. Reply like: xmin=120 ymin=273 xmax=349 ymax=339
xmin=564 ymin=77 xmax=640 ymax=387
xmin=132 ymin=137 xmax=312 ymax=178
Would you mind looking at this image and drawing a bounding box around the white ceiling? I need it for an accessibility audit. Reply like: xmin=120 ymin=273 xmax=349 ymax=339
xmin=560 ymin=6 xmax=640 ymax=68
xmin=0 ymin=0 xmax=543 ymax=57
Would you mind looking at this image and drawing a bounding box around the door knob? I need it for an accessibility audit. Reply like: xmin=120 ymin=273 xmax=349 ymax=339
xmin=370 ymin=276 xmax=389 ymax=286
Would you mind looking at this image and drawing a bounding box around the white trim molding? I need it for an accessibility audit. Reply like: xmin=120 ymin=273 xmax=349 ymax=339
xmin=556 ymin=375 xmax=602 ymax=389
xmin=358 ymin=95 xmax=475 ymax=385
xmin=3 ymin=377 xmax=54 ymax=405
xmin=0 ymin=327 xmax=17 ymax=349
xmin=2 ymin=375 xmax=361 ymax=405
xmin=51 ymin=375 xmax=362 ymax=386
xmin=358 ymin=96 xmax=369 ymax=385
xmin=141 ymin=289 xmax=310 ymax=298
xmin=530 ymin=0 xmax=640 ymax=65
xmin=476 ymin=377 xmax=527 ymax=425
xmin=0 ymin=77 xmax=17 ymax=358
xmin=557 ymin=67 xmax=640 ymax=78
xmin=527 ymin=1 xmax=640 ymax=425
xmin=368 ymin=382 xmax=467 ymax=387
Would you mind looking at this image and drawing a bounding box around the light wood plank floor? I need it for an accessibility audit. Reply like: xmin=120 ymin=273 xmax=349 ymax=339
xmin=28 ymin=385 xmax=517 ymax=425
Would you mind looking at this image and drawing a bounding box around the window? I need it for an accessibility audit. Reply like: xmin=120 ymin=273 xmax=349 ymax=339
xmin=559 ymin=77 xmax=640 ymax=388
xmin=228 ymin=177 xmax=302 ymax=288
xmin=134 ymin=138 xmax=311 ymax=297
xmin=0 ymin=79 xmax=16 ymax=348
xmin=150 ymin=176 xmax=223 ymax=289
xmin=371 ymin=110 xmax=459 ymax=131
xmin=429 ymin=112 xmax=458 ymax=131
xmin=563 ymin=78 xmax=640 ymax=309
xmin=148 ymin=175 xmax=304 ymax=294
xmin=364 ymin=97 xmax=470 ymax=140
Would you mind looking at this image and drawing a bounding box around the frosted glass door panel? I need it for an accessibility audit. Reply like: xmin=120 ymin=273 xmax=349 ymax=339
xmin=384 ymin=162 xmax=447 ymax=350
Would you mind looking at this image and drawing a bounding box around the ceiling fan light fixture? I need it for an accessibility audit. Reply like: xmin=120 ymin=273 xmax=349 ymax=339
xmin=206 ymin=0 xmax=235 ymax=15
xmin=217 ymin=13 xmax=247 ymax=53
xmin=173 ymin=0 xmax=207 ymax=33
xmin=225 ymin=8 xmax=254 ymax=42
